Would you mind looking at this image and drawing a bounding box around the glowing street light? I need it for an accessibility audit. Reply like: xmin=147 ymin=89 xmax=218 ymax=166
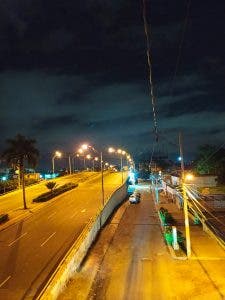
xmin=185 ymin=173 xmax=194 ymax=182
xmin=52 ymin=151 xmax=62 ymax=174
xmin=108 ymin=147 xmax=115 ymax=153
xmin=81 ymin=144 xmax=88 ymax=150
xmin=78 ymin=143 xmax=105 ymax=206
xmin=108 ymin=147 xmax=129 ymax=184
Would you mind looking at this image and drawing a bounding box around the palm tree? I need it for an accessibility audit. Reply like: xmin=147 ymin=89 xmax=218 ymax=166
xmin=2 ymin=134 xmax=39 ymax=209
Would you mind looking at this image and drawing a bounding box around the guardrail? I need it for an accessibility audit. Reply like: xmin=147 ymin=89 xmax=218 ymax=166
xmin=36 ymin=182 xmax=128 ymax=300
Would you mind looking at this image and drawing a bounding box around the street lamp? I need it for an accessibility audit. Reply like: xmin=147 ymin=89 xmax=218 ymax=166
xmin=52 ymin=151 xmax=62 ymax=174
xmin=78 ymin=143 xmax=105 ymax=206
xmin=93 ymin=157 xmax=99 ymax=171
xmin=108 ymin=147 xmax=129 ymax=184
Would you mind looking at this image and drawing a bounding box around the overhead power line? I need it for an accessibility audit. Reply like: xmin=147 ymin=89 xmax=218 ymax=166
xmin=142 ymin=0 xmax=158 ymax=143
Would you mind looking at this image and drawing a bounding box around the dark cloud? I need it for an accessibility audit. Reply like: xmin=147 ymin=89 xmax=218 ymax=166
xmin=32 ymin=115 xmax=80 ymax=131
xmin=0 ymin=0 xmax=224 ymax=165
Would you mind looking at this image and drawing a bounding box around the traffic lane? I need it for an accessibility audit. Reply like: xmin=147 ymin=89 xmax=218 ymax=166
xmin=0 ymin=192 xmax=96 ymax=299
xmin=0 ymin=172 xmax=123 ymax=299
xmin=0 ymin=172 xmax=97 ymax=216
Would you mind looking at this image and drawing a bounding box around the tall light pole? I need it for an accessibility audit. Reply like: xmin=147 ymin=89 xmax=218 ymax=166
xmin=93 ymin=157 xmax=98 ymax=171
xmin=52 ymin=151 xmax=62 ymax=174
xmin=100 ymin=151 xmax=104 ymax=207
xmin=179 ymin=132 xmax=191 ymax=258
xmin=79 ymin=144 xmax=104 ymax=207
xmin=68 ymin=155 xmax=72 ymax=174
xmin=108 ymin=147 xmax=132 ymax=185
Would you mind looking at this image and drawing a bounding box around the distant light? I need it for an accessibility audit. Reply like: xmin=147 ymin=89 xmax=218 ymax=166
xmin=1 ymin=176 xmax=7 ymax=181
xmin=94 ymin=157 xmax=99 ymax=161
xmin=178 ymin=156 xmax=182 ymax=161
xmin=55 ymin=151 xmax=62 ymax=158
xmin=122 ymin=150 xmax=126 ymax=155
xmin=81 ymin=144 xmax=88 ymax=150
xmin=185 ymin=173 xmax=194 ymax=181
xmin=129 ymin=172 xmax=135 ymax=184
xmin=108 ymin=147 xmax=115 ymax=153
xmin=86 ymin=154 xmax=91 ymax=159
xmin=117 ymin=149 xmax=122 ymax=154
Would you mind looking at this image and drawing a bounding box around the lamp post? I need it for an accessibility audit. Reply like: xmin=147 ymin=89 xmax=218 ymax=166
xmin=179 ymin=132 xmax=191 ymax=258
xmin=93 ymin=157 xmax=99 ymax=171
xmin=100 ymin=151 xmax=104 ymax=206
xmin=68 ymin=155 xmax=72 ymax=174
xmin=79 ymin=144 xmax=104 ymax=207
xmin=52 ymin=151 xmax=62 ymax=174
xmin=108 ymin=147 xmax=132 ymax=184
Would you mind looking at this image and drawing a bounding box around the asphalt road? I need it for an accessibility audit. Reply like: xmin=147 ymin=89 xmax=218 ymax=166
xmin=60 ymin=183 xmax=225 ymax=300
xmin=0 ymin=172 xmax=98 ymax=222
xmin=0 ymin=171 xmax=124 ymax=300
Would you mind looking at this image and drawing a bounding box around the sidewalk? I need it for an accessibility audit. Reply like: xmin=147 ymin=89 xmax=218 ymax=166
xmin=59 ymin=185 xmax=225 ymax=300
xmin=156 ymin=191 xmax=225 ymax=260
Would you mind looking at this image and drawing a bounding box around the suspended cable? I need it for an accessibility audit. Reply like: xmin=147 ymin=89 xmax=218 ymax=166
xmin=142 ymin=0 xmax=158 ymax=143
xmin=199 ymin=141 xmax=225 ymax=166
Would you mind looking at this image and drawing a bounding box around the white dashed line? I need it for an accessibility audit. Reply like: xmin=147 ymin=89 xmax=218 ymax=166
xmin=8 ymin=232 xmax=28 ymax=247
xmin=0 ymin=276 xmax=11 ymax=288
xmin=81 ymin=209 xmax=86 ymax=213
xmin=40 ymin=232 xmax=56 ymax=247
xmin=47 ymin=212 xmax=56 ymax=219
xmin=70 ymin=212 xmax=78 ymax=219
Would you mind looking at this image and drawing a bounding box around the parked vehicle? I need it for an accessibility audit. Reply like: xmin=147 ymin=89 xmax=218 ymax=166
xmin=129 ymin=192 xmax=141 ymax=204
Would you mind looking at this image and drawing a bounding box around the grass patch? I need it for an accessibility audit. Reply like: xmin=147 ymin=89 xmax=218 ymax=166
xmin=33 ymin=182 xmax=78 ymax=202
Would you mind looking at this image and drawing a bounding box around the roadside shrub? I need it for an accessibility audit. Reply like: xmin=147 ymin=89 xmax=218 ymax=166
xmin=0 ymin=214 xmax=9 ymax=224
xmin=33 ymin=182 xmax=78 ymax=202
xmin=0 ymin=180 xmax=18 ymax=194
xmin=159 ymin=207 xmax=175 ymax=226
xmin=45 ymin=181 xmax=57 ymax=192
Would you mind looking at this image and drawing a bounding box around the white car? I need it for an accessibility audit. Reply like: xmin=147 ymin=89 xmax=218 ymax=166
xmin=129 ymin=194 xmax=140 ymax=204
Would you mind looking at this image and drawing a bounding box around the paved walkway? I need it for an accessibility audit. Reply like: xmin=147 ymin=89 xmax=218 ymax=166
xmin=59 ymin=184 xmax=225 ymax=300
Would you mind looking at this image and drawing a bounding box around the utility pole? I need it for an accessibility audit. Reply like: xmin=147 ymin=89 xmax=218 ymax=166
xmin=179 ymin=132 xmax=191 ymax=258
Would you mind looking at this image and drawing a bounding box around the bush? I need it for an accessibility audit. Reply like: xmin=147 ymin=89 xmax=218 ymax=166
xmin=163 ymin=226 xmax=185 ymax=247
xmin=45 ymin=181 xmax=57 ymax=192
xmin=0 ymin=214 xmax=9 ymax=224
xmin=159 ymin=207 xmax=175 ymax=226
xmin=33 ymin=182 xmax=78 ymax=202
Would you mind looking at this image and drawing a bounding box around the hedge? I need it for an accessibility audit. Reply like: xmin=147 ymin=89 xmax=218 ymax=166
xmin=33 ymin=182 xmax=78 ymax=202
xmin=0 ymin=214 xmax=9 ymax=224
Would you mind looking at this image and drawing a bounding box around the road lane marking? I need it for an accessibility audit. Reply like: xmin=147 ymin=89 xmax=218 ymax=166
xmin=47 ymin=212 xmax=56 ymax=219
xmin=0 ymin=276 xmax=11 ymax=288
xmin=81 ymin=209 xmax=86 ymax=213
xmin=8 ymin=232 xmax=28 ymax=247
xmin=70 ymin=212 xmax=78 ymax=219
xmin=40 ymin=232 xmax=56 ymax=247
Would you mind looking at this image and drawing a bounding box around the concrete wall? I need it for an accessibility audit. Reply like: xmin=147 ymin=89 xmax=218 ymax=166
xmin=37 ymin=183 xmax=128 ymax=300
xmin=193 ymin=176 xmax=217 ymax=187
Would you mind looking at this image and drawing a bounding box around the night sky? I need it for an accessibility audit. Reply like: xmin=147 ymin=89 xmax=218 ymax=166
xmin=0 ymin=0 xmax=225 ymax=166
